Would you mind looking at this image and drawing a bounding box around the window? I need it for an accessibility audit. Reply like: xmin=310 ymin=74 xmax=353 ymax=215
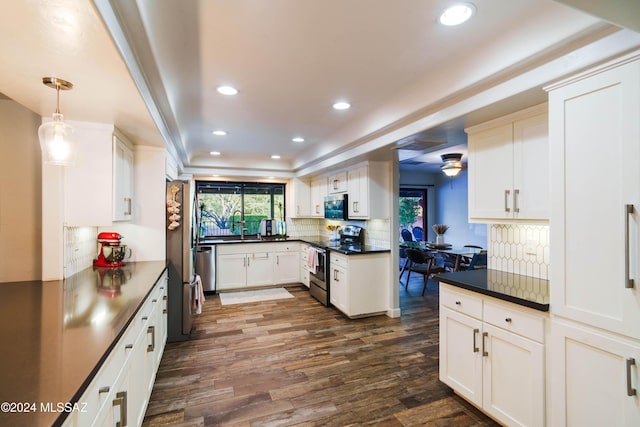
xmin=196 ymin=181 xmax=285 ymax=238
xmin=399 ymin=188 xmax=426 ymax=242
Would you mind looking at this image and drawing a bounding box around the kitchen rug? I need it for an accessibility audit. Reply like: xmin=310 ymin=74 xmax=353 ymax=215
xmin=219 ymin=288 xmax=294 ymax=305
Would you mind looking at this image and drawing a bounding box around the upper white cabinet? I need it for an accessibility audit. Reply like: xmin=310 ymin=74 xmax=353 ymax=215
xmin=327 ymin=171 xmax=348 ymax=194
xmin=547 ymin=53 xmax=640 ymax=339
xmin=310 ymin=176 xmax=327 ymax=217
xmin=288 ymin=177 xmax=311 ymax=218
xmin=347 ymin=161 xmax=389 ymax=219
xmin=63 ymin=122 xmax=134 ymax=226
xmin=466 ymin=104 xmax=548 ymax=223
xmin=113 ymin=131 xmax=134 ymax=221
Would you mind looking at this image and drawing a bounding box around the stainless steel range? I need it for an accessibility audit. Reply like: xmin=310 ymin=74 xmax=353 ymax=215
xmin=308 ymin=225 xmax=364 ymax=306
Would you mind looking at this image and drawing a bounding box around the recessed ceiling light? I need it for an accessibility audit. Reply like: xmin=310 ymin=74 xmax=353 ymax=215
xmin=271 ymin=155 xmax=281 ymax=159
xmin=210 ymin=151 xmax=221 ymax=156
xmin=212 ymin=130 xmax=227 ymax=136
xmin=292 ymin=137 xmax=305 ymax=143
xmin=439 ymin=3 xmax=476 ymax=26
xmin=216 ymin=85 xmax=238 ymax=95
xmin=333 ymin=101 xmax=351 ymax=110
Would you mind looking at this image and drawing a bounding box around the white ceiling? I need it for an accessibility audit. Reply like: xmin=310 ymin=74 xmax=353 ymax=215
xmin=1 ymin=1 xmax=639 ymax=177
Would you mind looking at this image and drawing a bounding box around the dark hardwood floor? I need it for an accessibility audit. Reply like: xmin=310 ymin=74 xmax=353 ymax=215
xmin=143 ymin=270 xmax=500 ymax=426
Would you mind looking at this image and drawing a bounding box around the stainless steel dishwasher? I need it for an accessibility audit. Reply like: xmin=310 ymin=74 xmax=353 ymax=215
xmin=195 ymin=245 xmax=216 ymax=292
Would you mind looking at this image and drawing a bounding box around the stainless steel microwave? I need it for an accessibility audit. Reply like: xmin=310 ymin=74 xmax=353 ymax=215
xmin=324 ymin=194 xmax=348 ymax=220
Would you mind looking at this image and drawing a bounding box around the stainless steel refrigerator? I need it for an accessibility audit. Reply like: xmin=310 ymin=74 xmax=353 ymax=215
xmin=166 ymin=180 xmax=195 ymax=342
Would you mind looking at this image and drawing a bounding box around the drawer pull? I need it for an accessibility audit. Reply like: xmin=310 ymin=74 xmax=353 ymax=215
xmin=455 ymin=301 xmax=461 ymax=305
xmin=163 ymin=295 xmax=167 ymax=301
xmin=163 ymin=309 xmax=168 ymax=314
xmin=147 ymin=326 xmax=155 ymax=352
xmin=125 ymin=344 xmax=133 ymax=350
xmin=473 ymin=328 xmax=479 ymax=353
xmin=505 ymin=317 xmax=512 ymax=323
xmin=113 ymin=391 xmax=127 ymax=427
xmin=142 ymin=316 xmax=148 ymax=321
xmin=625 ymin=204 xmax=635 ymax=289
xmin=627 ymin=358 xmax=637 ymax=397
xmin=152 ymin=299 xmax=157 ymax=303
xmin=482 ymin=332 xmax=488 ymax=357
xmin=99 ymin=386 xmax=110 ymax=394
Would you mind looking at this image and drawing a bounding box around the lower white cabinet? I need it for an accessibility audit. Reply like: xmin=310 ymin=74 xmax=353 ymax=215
xmin=217 ymin=242 xmax=301 ymax=290
xmin=439 ymin=284 xmax=546 ymax=427
xmin=550 ymin=319 xmax=640 ymax=427
xmin=329 ymin=251 xmax=389 ymax=318
xmin=300 ymin=244 xmax=310 ymax=288
xmin=64 ymin=271 xmax=167 ymax=427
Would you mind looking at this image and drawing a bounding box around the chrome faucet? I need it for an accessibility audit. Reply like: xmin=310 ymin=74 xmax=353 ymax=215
xmin=231 ymin=209 xmax=247 ymax=239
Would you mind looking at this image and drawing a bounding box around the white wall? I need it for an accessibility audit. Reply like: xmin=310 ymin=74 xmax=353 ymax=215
xmin=434 ymin=169 xmax=487 ymax=248
xmin=0 ymin=99 xmax=42 ymax=282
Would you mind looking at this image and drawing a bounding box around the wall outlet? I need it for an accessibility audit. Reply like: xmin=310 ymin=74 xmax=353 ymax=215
xmin=525 ymin=239 xmax=537 ymax=256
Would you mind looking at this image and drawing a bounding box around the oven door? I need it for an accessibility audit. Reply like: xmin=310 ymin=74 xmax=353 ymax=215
xmin=309 ymin=247 xmax=326 ymax=283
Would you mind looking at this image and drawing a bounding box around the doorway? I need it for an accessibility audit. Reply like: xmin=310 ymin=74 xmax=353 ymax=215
xmin=399 ymin=188 xmax=426 ymax=242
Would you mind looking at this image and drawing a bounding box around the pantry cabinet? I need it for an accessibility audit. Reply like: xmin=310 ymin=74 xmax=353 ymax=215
xmin=439 ymin=284 xmax=546 ymax=427
xmin=329 ymin=251 xmax=389 ymax=318
xmin=546 ymin=51 xmax=640 ymax=425
xmin=466 ymin=104 xmax=548 ymax=223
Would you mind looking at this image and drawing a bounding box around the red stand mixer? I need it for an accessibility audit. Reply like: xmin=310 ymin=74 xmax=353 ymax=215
xmin=94 ymin=232 xmax=130 ymax=267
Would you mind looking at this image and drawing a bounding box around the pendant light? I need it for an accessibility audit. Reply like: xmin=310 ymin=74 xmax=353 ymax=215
xmin=38 ymin=77 xmax=76 ymax=166
xmin=440 ymin=153 xmax=464 ymax=177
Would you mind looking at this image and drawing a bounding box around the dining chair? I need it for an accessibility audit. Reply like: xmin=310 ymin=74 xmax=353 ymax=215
xmin=412 ymin=226 xmax=423 ymax=241
xmin=401 ymin=228 xmax=414 ymax=242
xmin=404 ymin=248 xmax=446 ymax=295
xmin=466 ymin=250 xmax=488 ymax=270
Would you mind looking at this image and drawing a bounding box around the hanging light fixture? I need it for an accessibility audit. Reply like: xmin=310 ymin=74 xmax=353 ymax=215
xmin=38 ymin=76 xmax=76 ymax=165
xmin=440 ymin=153 xmax=464 ymax=177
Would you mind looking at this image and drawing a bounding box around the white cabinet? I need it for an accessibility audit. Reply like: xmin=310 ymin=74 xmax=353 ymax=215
xmin=274 ymin=243 xmax=301 ymax=284
xmin=466 ymin=104 xmax=548 ymax=223
xmin=62 ymin=123 xmax=134 ymax=226
xmin=217 ymin=252 xmax=273 ymax=290
xmin=546 ymin=51 xmax=640 ymax=426
xmin=300 ymin=244 xmax=311 ymax=288
xmin=328 ymin=171 xmax=348 ymax=194
xmin=310 ymin=176 xmax=328 ymax=217
xmin=547 ymin=54 xmax=640 ymax=339
xmin=112 ymin=132 xmax=134 ymax=221
xmin=347 ymin=161 xmax=389 ymax=219
xmin=289 ymin=178 xmax=311 ymax=218
xmin=64 ymin=270 xmax=167 ymax=427
xmin=439 ymin=284 xmax=546 ymax=427
xmin=329 ymin=251 xmax=389 ymax=318
xmin=217 ymin=242 xmax=302 ymax=290
xmin=550 ymin=319 xmax=640 ymax=427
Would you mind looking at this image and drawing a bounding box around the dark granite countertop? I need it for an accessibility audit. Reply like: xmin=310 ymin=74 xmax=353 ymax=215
xmin=200 ymin=236 xmax=390 ymax=255
xmin=0 ymin=261 xmax=167 ymax=427
xmin=434 ymin=269 xmax=550 ymax=312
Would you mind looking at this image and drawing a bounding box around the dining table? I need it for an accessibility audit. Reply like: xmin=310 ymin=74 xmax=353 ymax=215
xmin=400 ymin=241 xmax=482 ymax=271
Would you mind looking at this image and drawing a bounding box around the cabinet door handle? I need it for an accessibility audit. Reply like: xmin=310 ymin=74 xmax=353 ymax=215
xmin=473 ymin=328 xmax=479 ymax=353
xmin=627 ymin=358 xmax=637 ymax=397
xmin=455 ymin=301 xmax=461 ymax=306
xmin=625 ymin=204 xmax=635 ymax=289
xmin=163 ymin=309 xmax=167 ymax=314
xmin=504 ymin=190 xmax=511 ymax=213
xmin=124 ymin=197 xmax=132 ymax=216
xmin=513 ymin=189 xmax=520 ymax=213
xmin=482 ymin=332 xmax=488 ymax=357
xmin=505 ymin=317 xmax=512 ymax=323
xmin=113 ymin=391 xmax=127 ymax=427
xmin=147 ymin=326 xmax=155 ymax=352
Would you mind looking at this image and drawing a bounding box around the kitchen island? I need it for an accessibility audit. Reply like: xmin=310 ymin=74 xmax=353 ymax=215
xmin=0 ymin=261 xmax=167 ymax=427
